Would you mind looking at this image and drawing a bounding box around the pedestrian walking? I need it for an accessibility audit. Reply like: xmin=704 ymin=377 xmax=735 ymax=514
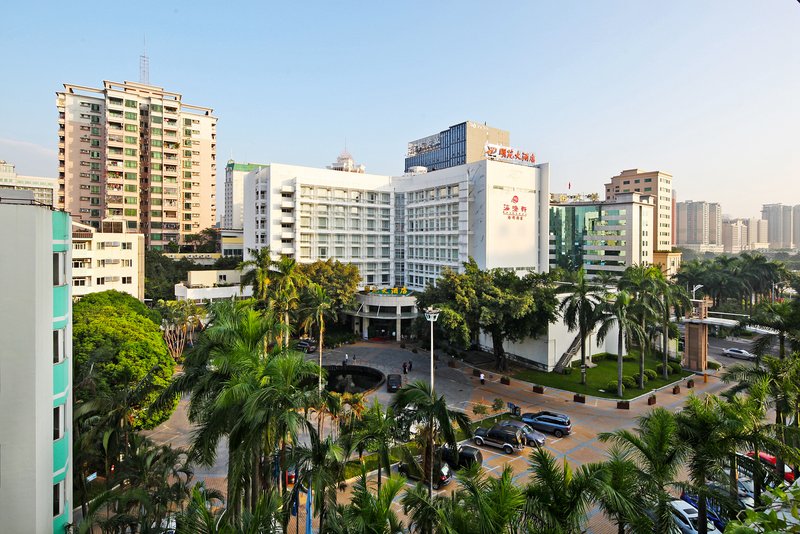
xmin=402 ymin=362 xmax=408 ymax=374
xmin=407 ymin=360 xmax=412 ymax=371
xmin=480 ymin=372 xmax=485 ymax=385
xmin=345 ymin=353 xmax=349 ymax=365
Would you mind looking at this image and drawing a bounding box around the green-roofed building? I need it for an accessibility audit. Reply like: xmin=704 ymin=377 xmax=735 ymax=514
xmin=224 ymin=160 xmax=267 ymax=229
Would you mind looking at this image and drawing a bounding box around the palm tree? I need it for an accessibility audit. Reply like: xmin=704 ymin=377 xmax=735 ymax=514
xmin=675 ymin=395 xmax=730 ymax=534
xmin=456 ymin=463 xmax=526 ymax=534
xmin=300 ymin=282 xmax=336 ymax=393
xmin=355 ymin=400 xmax=397 ymax=491
xmin=523 ymin=447 xmax=630 ymax=534
xmin=328 ymin=467 xmax=406 ymax=534
xmin=746 ymin=301 xmax=800 ymax=361
xmin=292 ymin=426 xmax=346 ymax=532
xmin=558 ymin=268 xmax=605 ymax=385
xmin=597 ymin=447 xmax=647 ymax=534
xmin=391 ymin=380 xmax=472 ymax=497
xmin=153 ymin=300 xmax=282 ymax=514
xmin=595 ymin=290 xmax=646 ymax=397
xmin=238 ymin=246 xmax=275 ymax=304
xmin=722 ymin=356 xmax=800 ymax=490
xmin=270 ymin=256 xmax=308 ymax=348
xmin=599 ymin=408 xmax=686 ymax=534
xmin=400 ymin=483 xmax=449 ymax=534
xmin=618 ymin=264 xmax=662 ymax=388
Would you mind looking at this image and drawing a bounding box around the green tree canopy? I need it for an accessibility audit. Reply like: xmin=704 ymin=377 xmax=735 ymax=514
xmin=296 ymin=258 xmax=361 ymax=311
xmin=74 ymin=289 xmax=160 ymax=323
xmin=415 ymin=259 xmax=558 ymax=370
xmin=73 ymin=298 xmax=176 ymax=429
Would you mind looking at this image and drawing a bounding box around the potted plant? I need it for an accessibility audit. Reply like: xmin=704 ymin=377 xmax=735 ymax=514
xmin=648 ymin=394 xmax=657 ymax=405
xmin=447 ymin=360 xmax=457 ymax=368
xmin=573 ymin=393 xmax=586 ymax=403
xmin=687 ymin=378 xmax=695 ymax=389
xmin=672 ymin=385 xmax=681 ymax=394
xmin=617 ymin=400 xmax=630 ymax=410
xmin=532 ymin=384 xmax=545 ymax=394
xmin=500 ymin=376 xmax=511 ymax=386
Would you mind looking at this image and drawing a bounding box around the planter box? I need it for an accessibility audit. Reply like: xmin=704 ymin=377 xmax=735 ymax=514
xmin=573 ymin=394 xmax=586 ymax=404
xmin=447 ymin=361 xmax=456 ymax=368
xmin=472 ymin=369 xmax=481 ymax=377
xmin=500 ymin=376 xmax=511 ymax=385
xmin=672 ymin=385 xmax=681 ymax=394
xmin=617 ymin=400 xmax=630 ymax=410
xmin=648 ymin=395 xmax=657 ymax=405
xmin=532 ymin=385 xmax=545 ymax=394
xmin=687 ymin=379 xmax=695 ymax=389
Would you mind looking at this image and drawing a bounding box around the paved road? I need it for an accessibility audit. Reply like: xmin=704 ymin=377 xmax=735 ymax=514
xmin=147 ymin=340 xmax=734 ymax=533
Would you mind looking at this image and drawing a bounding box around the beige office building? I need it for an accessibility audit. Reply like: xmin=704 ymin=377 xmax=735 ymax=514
xmin=604 ymin=169 xmax=673 ymax=251
xmin=56 ymin=80 xmax=217 ymax=249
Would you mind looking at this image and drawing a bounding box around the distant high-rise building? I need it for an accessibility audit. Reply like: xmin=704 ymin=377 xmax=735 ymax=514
xmin=604 ymin=169 xmax=673 ymax=251
xmin=0 ymin=191 xmax=73 ymax=532
xmin=0 ymin=160 xmax=57 ymax=206
xmin=675 ymin=200 xmax=723 ymax=253
xmin=761 ymin=204 xmax=793 ymax=249
xmin=404 ymin=121 xmax=510 ymax=172
xmin=722 ymin=219 xmax=748 ymax=254
xmin=56 ymin=80 xmax=217 ymax=249
xmin=223 ymin=161 xmax=265 ymax=230
xmin=745 ymin=217 xmax=769 ymax=250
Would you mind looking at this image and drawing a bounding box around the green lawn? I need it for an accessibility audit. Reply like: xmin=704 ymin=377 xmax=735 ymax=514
xmin=512 ymin=352 xmax=693 ymax=400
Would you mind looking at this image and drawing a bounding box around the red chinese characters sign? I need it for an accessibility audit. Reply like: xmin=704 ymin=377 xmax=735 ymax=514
xmin=485 ymin=144 xmax=536 ymax=165
xmin=502 ymin=195 xmax=528 ymax=221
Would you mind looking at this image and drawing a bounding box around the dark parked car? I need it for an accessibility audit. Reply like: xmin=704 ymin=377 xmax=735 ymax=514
xmin=497 ymin=419 xmax=546 ymax=447
xmin=439 ymin=444 xmax=483 ymax=469
xmin=521 ymin=411 xmax=572 ymax=438
xmin=295 ymin=339 xmax=317 ymax=353
xmin=397 ymin=458 xmax=453 ymax=489
xmin=386 ymin=374 xmax=402 ymax=392
xmin=473 ymin=425 xmax=524 ymax=454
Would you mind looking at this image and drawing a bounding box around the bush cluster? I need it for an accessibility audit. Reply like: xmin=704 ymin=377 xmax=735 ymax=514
xmin=644 ymin=369 xmax=658 ymax=380
xmin=622 ymin=375 xmax=636 ymax=389
xmin=605 ymin=380 xmax=623 ymax=395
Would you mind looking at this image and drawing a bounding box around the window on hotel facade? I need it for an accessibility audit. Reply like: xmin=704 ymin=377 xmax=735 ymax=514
xmin=53 ymin=329 xmax=64 ymax=364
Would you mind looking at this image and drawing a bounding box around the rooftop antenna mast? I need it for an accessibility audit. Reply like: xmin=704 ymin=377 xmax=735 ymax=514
xmin=139 ymin=36 xmax=150 ymax=85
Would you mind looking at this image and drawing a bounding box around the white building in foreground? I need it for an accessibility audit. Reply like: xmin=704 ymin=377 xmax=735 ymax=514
xmin=0 ymin=191 xmax=73 ymax=532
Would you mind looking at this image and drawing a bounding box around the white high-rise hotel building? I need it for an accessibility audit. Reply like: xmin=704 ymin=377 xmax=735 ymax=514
xmin=244 ymin=158 xmax=551 ymax=291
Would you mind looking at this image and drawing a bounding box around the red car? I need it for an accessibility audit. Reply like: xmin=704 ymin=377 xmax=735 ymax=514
xmin=746 ymin=451 xmax=795 ymax=483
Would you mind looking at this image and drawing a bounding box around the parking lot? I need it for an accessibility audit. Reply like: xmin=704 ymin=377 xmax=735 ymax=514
xmin=149 ymin=340 xmax=734 ymax=533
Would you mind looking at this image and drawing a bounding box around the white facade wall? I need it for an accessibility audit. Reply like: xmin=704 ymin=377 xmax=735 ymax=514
xmin=245 ymin=164 xmax=396 ymax=287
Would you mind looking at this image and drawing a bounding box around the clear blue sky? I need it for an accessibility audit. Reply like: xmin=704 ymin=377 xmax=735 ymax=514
xmin=1 ymin=1 xmax=797 ymax=219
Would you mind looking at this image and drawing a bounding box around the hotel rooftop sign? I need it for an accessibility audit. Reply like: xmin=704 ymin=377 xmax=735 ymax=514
xmin=485 ymin=144 xmax=536 ymax=166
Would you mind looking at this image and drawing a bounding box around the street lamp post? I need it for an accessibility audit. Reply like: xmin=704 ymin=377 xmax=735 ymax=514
xmin=692 ymin=284 xmax=703 ymax=300
xmin=423 ymin=306 xmax=440 ymax=497
xmin=424 ymin=307 xmax=440 ymax=393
